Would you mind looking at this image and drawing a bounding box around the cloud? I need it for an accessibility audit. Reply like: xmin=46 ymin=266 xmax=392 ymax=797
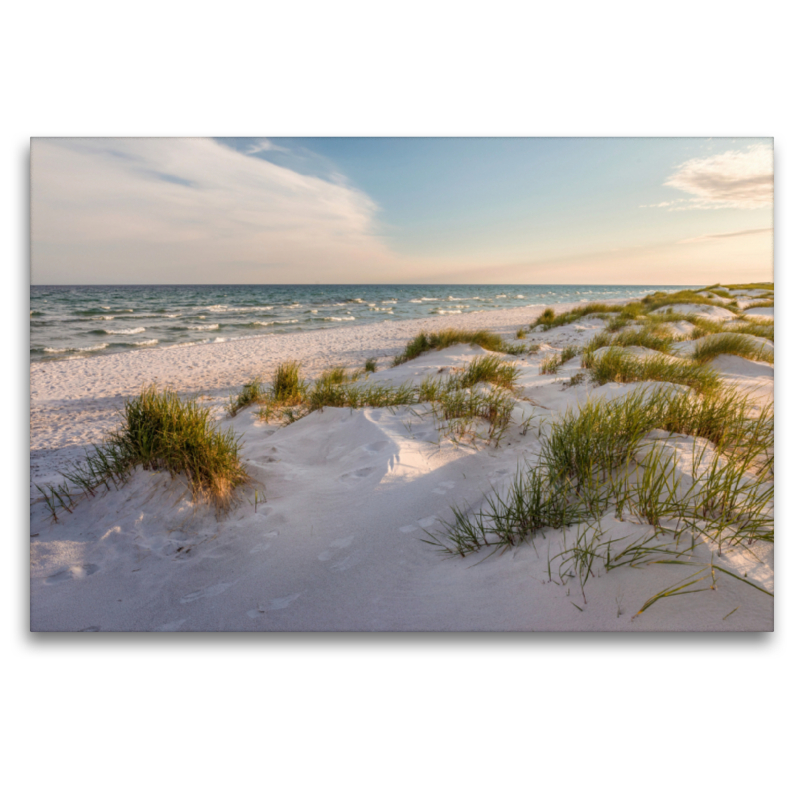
xmin=31 ymin=138 xmax=401 ymax=283
xmin=243 ymin=139 xmax=290 ymax=155
xmin=662 ymin=143 xmax=773 ymax=210
xmin=678 ymin=227 xmax=773 ymax=244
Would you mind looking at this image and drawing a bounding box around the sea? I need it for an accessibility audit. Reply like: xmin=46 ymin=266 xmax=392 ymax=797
xmin=29 ymin=284 xmax=699 ymax=363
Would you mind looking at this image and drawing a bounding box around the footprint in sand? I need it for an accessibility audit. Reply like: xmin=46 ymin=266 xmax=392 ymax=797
xmin=364 ymin=441 xmax=389 ymax=452
xmin=329 ymin=552 xmax=364 ymax=572
xmin=417 ymin=516 xmax=438 ymax=528
xmin=432 ymin=480 xmax=456 ymax=495
xmin=246 ymin=593 xmax=302 ymax=617
xmin=340 ymin=466 xmax=376 ymax=483
xmin=399 ymin=525 xmax=418 ymax=533
xmin=180 ymin=581 xmax=236 ymax=604
xmin=250 ymin=530 xmax=280 ymax=554
xmin=317 ymin=535 xmax=355 ymax=561
xmin=45 ymin=563 xmax=100 ymax=584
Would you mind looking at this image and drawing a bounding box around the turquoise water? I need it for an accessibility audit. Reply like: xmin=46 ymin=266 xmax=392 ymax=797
xmin=29 ymin=284 xmax=699 ymax=362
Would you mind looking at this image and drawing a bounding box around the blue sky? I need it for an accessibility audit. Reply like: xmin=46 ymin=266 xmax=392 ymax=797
xmin=31 ymin=137 xmax=773 ymax=284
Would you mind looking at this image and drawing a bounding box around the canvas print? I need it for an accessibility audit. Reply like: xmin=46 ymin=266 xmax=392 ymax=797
xmin=29 ymin=137 xmax=774 ymax=631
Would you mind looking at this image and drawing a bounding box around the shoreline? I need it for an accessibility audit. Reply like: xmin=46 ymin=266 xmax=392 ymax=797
xmin=31 ymin=299 xmax=625 ymax=454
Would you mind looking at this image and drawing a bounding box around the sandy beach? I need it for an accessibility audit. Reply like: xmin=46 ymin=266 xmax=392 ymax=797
xmin=30 ymin=292 xmax=774 ymax=632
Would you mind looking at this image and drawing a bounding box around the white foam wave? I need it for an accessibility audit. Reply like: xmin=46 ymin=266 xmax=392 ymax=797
xmin=107 ymin=327 xmax=146 ymax=335
xmin=435 ymin=309 xmax=462 ymax=315
xmin=133 ymin=339 xmax=159 ymax=347
xmin=91 ymin=315 xmax=115 ymax=320
xmin=187 ymin=323 xmax=219 ymax=331
xmin=323 ymin=316 xmax=356 ymax=322
xmin=44 ymin=343 xmax=108 ymax=354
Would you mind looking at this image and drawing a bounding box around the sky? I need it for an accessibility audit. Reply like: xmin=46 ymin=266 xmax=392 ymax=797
xmin=30 ymin=137 xmax=773 ymax=285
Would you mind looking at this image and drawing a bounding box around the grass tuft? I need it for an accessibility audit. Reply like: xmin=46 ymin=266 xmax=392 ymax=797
xmin=38 ymin=386 xmax=250 ymax=518
xmin=585 ymin=349 xmax=720 ymax=394
xmin=392 ymin=328 xmax=525 ymax=365
xmin=692 ymin=333 xmax=773 ymax=364
xmin=226 ymin=378 xmax=265 ymax=416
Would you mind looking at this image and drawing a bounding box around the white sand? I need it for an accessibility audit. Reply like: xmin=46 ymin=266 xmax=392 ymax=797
xmin=30 ymin=299 xmax=774 ymax=631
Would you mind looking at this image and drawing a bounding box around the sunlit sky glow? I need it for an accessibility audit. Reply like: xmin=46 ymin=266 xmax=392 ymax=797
xmin=31 ymin=137 xmax=773 ymax=285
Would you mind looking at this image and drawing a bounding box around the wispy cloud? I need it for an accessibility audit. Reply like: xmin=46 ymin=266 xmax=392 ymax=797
xmin=243 ymin=139 xmax=290 ymax=155
xmin=31 ymin=138 xmax=401 ymax=283
xmin=661 ymin=143 xmax=773 ymax=210
xmin=678 ymin=227 xmax=773 ymax=244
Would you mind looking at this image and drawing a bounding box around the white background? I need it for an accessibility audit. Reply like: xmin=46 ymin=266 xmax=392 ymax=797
xmin=4 ymin=2 xmax=795 ymax=798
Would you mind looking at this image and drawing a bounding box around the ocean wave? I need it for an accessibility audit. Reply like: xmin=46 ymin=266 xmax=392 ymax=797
xmin=90 ymin=326 xmax=146 ymax=335
xmin=433 ymin=309 xmax=462 ymax=315
xmin=187 ymin=323 xmax=220 ymax=331
xmin=133 ymin=339 xmax=158 ymax=347
xmin=323 ymin=316 xmax=356 ymax=322
xmin=90 ymin=315 xmax=115 ymax=321
xmin=109 ymin=327 xmax=146 ymax=335
xmin=43 ymin=343 xmax=108 ymax=354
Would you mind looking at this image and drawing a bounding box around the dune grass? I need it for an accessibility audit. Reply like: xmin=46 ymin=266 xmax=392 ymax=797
xmin=257 ymin=354 xmax=521 ymax=445
xmin=532 ymin=303 xmax=622 ymax=331
xmin=584 ymin=348 xmax=720 ymax=394
xmin=392 ymin=328 xmax=525 ymax=366
xmin=539 ymin=346 xmax=580 ymax=374
xmin=729 ymin=321 xmax=774 ymax=342
xmin=226 ymin=378 xmax=266 ymax=416
xmin=272 ymin=360 xmax=306 ymax=402
xmin=531 ymin=287 xmax=739 ymax=333
xmin=692 ymin=333 xmax=774 ymax=364
xmin=721 ymin=282 xmax=774 ymax=292
xmin=38 ymin=386 xmax=250 ymax=519
xmin=431 ymin=385 xmax=517 ymax=446
xmin=743 ymin=300 xmax=775 ymax=310
xmin=365 ymin=357 xmax=377 ymax=373
xmin=425 ymin=385 xmax=773 ymax=612
xmin=584 ymin=326 xmax=677 ymax=359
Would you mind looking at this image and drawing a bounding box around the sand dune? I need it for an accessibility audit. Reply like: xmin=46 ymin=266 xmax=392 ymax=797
xmin=30 ymin=296 xmax=774 ymax=632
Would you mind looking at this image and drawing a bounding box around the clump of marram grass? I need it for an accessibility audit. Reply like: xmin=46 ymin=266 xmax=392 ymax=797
xmin=457 ymin=354 xmax=520 ymax=391
xmin=720 ymin=282 xmax=774 ymax=292
xmin=226 ymin=377 xmax=265 ymax=416
xmin=539 ymin=346 xmax=579 ymax=374
xmin=516 ymin=327 xmax=527 ymax=339
xmin=728 ymin=321 xmax=774 ymax=342
xmin=743 ymin=300 xmax=775 ymax=310
xmin=585 ymin=348 xmax=721 ymax=394
xmin=272 ymin=360 xmax=306 ymax=403
xmin=605 ymin=314 xmax=632 ymax=332
xmin=37 ymin=385 xmax=250 ymax=519
xmin=425 ymin=385 xmax=773 ymax=613
xmin=692 ymin=333 xmax=774 ymax=364
xmin=365 ymin=357 xmax=377 ymax=373
xmin=534 ymin=289 xmax=744 ymax=335
xmin=392 ymin=328 xmax=525 ymax=366
xmin=431 ymin=385 xmax=517 ymax=446
xmin=533 ymin=303 xmax=622 ymax=331
xmin=585 ymin=326 xmax=677 ymax=358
